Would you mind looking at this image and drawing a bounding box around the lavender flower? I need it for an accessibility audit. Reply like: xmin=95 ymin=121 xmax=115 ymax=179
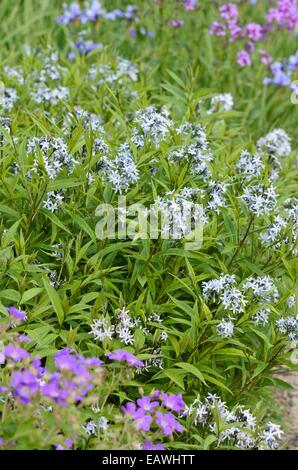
xmin=155 ymin=412 xmax=183 ymax=435
xmin=107 ymin=350 xmax=144 ymax=367
xmin=4 ymin=345 xmax=29 ymax=362
xmin=7 ymin=306 xmax=27 ymax=322
xmin=237 ymin=50 xmax=251 ymax=67
xmin=142 ymin=441 xmax=165 ymax=450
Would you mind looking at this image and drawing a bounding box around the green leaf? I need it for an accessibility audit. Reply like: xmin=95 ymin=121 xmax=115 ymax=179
xmin=42 ymin=277 xmax=64 ymax=325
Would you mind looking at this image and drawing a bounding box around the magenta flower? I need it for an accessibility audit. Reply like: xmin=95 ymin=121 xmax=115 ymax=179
xmin=7 ymin=306 xmax=27 ymax=322
xmin=156 ymin=412 xmax=183 ymax=436
xmin=142 ymin=440 xmax=165 ymax=450
xmin=107 ymin=350 xmax=144 ymax=367
xmin=220 ymin=3 xmax=238 ymax=21
xmin=237 ymin=50 xmax=251 ymax=67
xmin=161 ymin=393 xmax=185 ymax=412
xmin=4 ymin=344 xmax=29 ymax=362
xmin=246 ymin=23 xmax=263 ymax=41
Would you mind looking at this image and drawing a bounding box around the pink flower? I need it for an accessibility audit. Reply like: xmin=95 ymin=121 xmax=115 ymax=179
xmin=209 ymin=21 xmax=226 ymax=36
xmin=171 ymin=19 xmax=184 ymax=28
xmin=259 ymin=50 xmax=272 ymax=65
xmin=220 ymin=3 xmax=238 ymax=21
xmin=237 ymin=50 xmax=251 ymax=67
xmin=246 ymin=41 xmax=255 ymax=54
xmin=246 ymin=23 xmax=263 ymax=41
xmin=228 ymin=22 xmax=242 ymax=41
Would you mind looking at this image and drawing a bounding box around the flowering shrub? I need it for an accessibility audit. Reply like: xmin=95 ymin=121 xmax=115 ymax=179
xmin=0 ymin=0 xmax=297 ymax=451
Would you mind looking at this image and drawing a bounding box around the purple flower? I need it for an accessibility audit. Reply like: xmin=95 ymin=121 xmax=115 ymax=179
xmin=7 ymin=306 xmax=27 ymax=322
xmin=266 ymin=1 xmax=298 ymax=31
xmin=41 ymin=376 xmax=69 ymax=406
xmin=75 ymin=40 xmax=103 ymax=55
xmin=171 ymin=20 xmax=184 ymax=28
xmin=220 ymin=3 xmax=238 ymax=21
xmin=133 ymin=409 xmax=153 ymax=431
xmin=56 ymin=2 xmax=81 ymax=25
xmin=107 ymin=350 xmax=144 ymax=367
xmin=161 ymin=393 xmax=185 ymax=412
xmin=237 ymin=50 xmax=251 ymax=67
xmin=287 ymin=51 xmax=298 ymax=71
xmin=246 ymin=41 xmax=255 ymax=54
xmin=228 ymin=22 xmax=242 ymax=41
xmin=122 ymin=402 xmax=137 ymax=416
xmin=17 ymin=335 xmax=32 ymax=343
xmin=246 ymin=23 xmax=263 ymax=41
xmin=137 ymin=396 xmax=159 ymax=413
xmin=4 ymin=344 xmax=29 ymax=362
xmin=259 ymin=50 xmax=272 ymax=65
xmin=155 ymin=412 xmax=183 ymax=436
xmin=264 ymin=61 xmax=292 ymax=87
xmin=184 ymin=0 xmax=197 ymax=10
xmin=209 ymin=22 xmax=226 ymax=36
xmin=10 ymin=370 xmax=40 ymax=404
xmin=142 ymin=440 xmax=165 ymax=450
xmin=55 ymin=437 xmax=73 ymax=451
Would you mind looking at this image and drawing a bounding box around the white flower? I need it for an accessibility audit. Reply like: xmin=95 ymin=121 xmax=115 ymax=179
xmin=82 ymin=420 xmax=98 ymax=436
xmin=252 ymin=308 xmax=270 ymax=325
xmin=98 ymin=416 xmax=109 ymax=431
xmin=288 ymin=295 xmax=296 ymax=308
xmin=276 ymin=315 xmax=298 ymax=340
xmin=98 ymin=142 xmax=139 ymax=193
xmin=242 ymin=276 xmax=279 ymax=303
xmin=241 ymin=184 xmax=278 ymax=216
xmin=43 ymin=191 xmax=64 ymax=212
xmin=31 ymin=86 xmax=69 ymax=105
xmin=208 ymin=93 xmax=234 ymax=114
xmin=132 ymin=106 xmax=173 ymax=147
xmin=160 ymin=331 xmax=168 ymax=341
xmin=216 ymin=318 xmax=234 ymax=337
xmin=207 ymin=181 xmax=227 ymax=214
xmin=260 ymin=215 xmax=287 ymax=247
xmin=0 ymin=87 xmax=18 ymax=111
xmin=236 ymin=150 xmax=264 ymax=178
xmin=257 ymin=128 xmax=291 ymax=158
xmin=260 ymin=422 xmax=284 ymax=449
xmin=90 ymin=318 xmax=115 ymax=342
